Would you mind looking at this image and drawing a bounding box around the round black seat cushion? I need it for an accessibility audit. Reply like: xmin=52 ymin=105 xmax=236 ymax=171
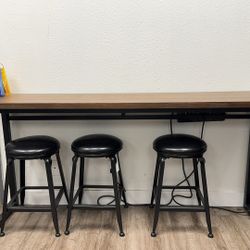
xmin=6 ymin=136 xmax=60 ymax=160
xmin=153 ymin=134 xmax=207 ymax=158
xmin=72 ymin=134 xmax=122 ymax=157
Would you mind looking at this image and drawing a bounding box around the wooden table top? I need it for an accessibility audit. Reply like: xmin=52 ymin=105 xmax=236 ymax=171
xmin=0 ymin=92 xmax=250 ymax=110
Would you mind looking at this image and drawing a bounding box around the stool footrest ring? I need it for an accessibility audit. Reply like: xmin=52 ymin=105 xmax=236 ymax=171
xmin=159 ymin=205 xmax=206 ymax=212
xmin=73 ymin=204 xmax=116 ymax=210
xmin=6 ymin=186 xmax=65 ymax=211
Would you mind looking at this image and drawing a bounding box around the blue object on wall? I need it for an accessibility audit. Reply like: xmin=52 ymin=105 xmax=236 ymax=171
xmin=0 ymin=72 xmax=5 ymax=96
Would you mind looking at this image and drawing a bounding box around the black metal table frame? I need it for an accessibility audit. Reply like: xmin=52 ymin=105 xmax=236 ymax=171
xmin=1 ymin=107 xmax=250 ymax=223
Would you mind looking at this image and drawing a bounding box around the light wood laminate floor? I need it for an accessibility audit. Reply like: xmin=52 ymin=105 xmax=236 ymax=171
xmin=0 ymin=207 xmax=250 ymax=250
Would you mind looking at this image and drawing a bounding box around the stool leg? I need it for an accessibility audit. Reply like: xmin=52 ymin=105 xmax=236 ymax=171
xmin=0 ymin=159 xmax=12 ymax=236
xmin=151 ymin=156 xmax=165 ymax=237
xmin=193 ymin=158 xmax=201 ymax=206
xmin=44 ymin=158 xmax=60 ymax=237
xmin=150 ymin=154 xmax=160 ymax=208
xmin=117 ymin=154 xmax=128 ymax=208
xmin=78 ymin=157 xmax=84 ymax=204
xmin=9 ymin=159 xmax=18 ymax=206
xmin=199 ymin=157 xmax=213 ymax=238
xmin=65 ymin=155 xmax=78 ymax=235
xmin=56 ymin=152 xmax=69 ymax=204
xmin=110 ymin=156 xmax=124 ymax=237
xmin=20 ymin=160 xmax=25 ymax=205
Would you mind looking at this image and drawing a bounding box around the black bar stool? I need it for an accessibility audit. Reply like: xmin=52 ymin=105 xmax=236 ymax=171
xmin=0 ymin=135 xmax=69 ymax=237
xmin=150 ymin=134 xmax=213 ymax=238
xmin=65 ymin=134 xmax=128 ymax=237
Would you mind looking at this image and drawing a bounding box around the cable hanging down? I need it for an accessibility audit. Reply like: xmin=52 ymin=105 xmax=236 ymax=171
xmin=165 ymin=118 xmax=247 ymax=215
xmin=97 ymin=117 xmax=248 ymax=215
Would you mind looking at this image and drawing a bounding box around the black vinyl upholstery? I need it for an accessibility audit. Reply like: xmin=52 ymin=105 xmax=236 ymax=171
xmin=71 ymin=134 xmax=122 ymax=157
xmin=153 ymin=134 xmax=207 ymax=158
xmin=6 ymin=135 xmax=60 ymax=159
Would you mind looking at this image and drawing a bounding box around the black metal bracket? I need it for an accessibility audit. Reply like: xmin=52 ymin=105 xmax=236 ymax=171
xmin=6 ymin=186 xmax=64 ymax=212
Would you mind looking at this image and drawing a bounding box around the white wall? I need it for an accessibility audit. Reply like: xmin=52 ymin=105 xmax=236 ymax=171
xmin=0 ymin=0 xmax=250 ymax=205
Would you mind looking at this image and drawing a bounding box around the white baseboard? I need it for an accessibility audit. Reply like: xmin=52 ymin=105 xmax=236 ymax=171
xmin=21 ymin=189 xmax=244 ymax=207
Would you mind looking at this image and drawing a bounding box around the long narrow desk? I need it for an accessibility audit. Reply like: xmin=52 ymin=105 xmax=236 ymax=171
xmin=1 ymin=91 xmax=250 ymax=220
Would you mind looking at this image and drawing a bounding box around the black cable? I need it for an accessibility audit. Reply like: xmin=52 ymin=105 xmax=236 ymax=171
xmin=170 ymin=114 xmax=174 ymax=135
xmin=165 ymin=120 xmax=248 ymax=215
xmin=97 ymin=120 xmax=248 ymax=215
xmin=96 ymin=196 xmax=248 ymax=216
xmin=97 ymin=153 xmax=124 ymax=206
xmin=171 ymin=159 xmax=194 ymax=206
xmin=210 ymin=206 xmax=248 ymax=216
xmin=165 ymin=120 xmax=205 ymax=207
xmin=97 ymin=193 xmax=127 ymax=206
xmin=201 ymin=121 xmax=205 ymax=139
xmin=163 ymin=159 xmax=194 ymax=206
xmin=97 ymin=195 xmax=116 ymax=206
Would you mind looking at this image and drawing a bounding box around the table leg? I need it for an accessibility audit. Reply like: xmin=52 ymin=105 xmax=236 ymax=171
xmin=0 ymin=113 xmax=17 ymax=222
xmin=244 ymin=131 xmax=250 ymax=214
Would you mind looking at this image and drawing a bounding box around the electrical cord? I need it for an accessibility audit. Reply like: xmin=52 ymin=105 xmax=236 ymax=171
xmin=97 ymin=185 xmax=126 ymax=206
xmin=97 ymin=194 xmax=125 ymax=206
xmin=201 ymin=120 xmax=205 ymax=139
xmin=165 ymin=118 xmax=248 ymax=215
xmin=210 ymin=206 xmax=248 ymax=216
xmin=163 ymin=159 xmax=194 ymax=206
xmin=96 ymin=118 xmax=248 ymax=215
xmin=162 ymin=117 xmax=198 ymax=206
xmin=97 ymin=195 xmax=116 ymax=206
xmin=96 ymin=195 xmax=248 ymax=216
xmin=97 ymin=195 xmax=248 ymax=216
